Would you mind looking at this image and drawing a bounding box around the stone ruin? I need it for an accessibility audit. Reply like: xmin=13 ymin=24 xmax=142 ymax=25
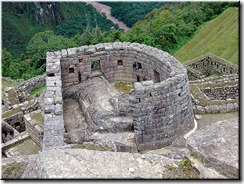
xmin=1 ymin=42 xmax=239 ymax=179
xmin=183 ymin=53 xmax=239 ymax=115
xmin=184 ymin=52 xmax=239 ymax=80
xmin=43 ymin=42 xmax=195 ymax=151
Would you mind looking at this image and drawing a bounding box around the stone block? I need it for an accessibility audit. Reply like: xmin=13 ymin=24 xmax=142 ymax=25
xmin=84 ymin=46 xmax=96 ymax=54
xmin=44 ymin=105 xmax=55 ymax=114
xmin=44 ymin=98 xmax=54 ymax=105
xmin=61 ymin=49 xmax=68 ymax=57
xmin=54 ymin=96 xmax=62 ymax=105
xmin=55 ymin=104 xmax=62 ymax=115
xmin=46 ymin=63 xmax=60 ymax=74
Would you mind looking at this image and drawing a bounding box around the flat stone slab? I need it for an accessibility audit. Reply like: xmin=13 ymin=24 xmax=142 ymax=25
xmin=22 ymin=149 xmax=178 ymax=179
xmin=187 ymin=118 xmax=239 ymax=178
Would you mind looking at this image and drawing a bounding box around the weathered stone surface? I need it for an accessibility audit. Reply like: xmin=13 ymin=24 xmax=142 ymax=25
xmin=63 ymin=76 xmax=133 ymax=133
xmin=22 ymin=149 xmax=178 ymax=179
xmin=187 ymin=118 xmax=239 ymax=178
xmin=195 ymin=114 xmax=202 ymax=120
xmin=169 ymin=135 xmax=186 ymax=148
xmin=196 ymin=105 xmax=205 ymax=114
xmin=201 ymin=84 xmax=238 ymax=101
xmin=89 ymin=132 xmax=137 ymax=152
xmin=44 ymin=98 xmax=54 ymax=105
xmin=54 ymin=104 xmax=62 ymax=115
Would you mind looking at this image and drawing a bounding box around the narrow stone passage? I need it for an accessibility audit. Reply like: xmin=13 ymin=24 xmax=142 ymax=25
xmin=63 ymin=99 xmax=88 ymax=143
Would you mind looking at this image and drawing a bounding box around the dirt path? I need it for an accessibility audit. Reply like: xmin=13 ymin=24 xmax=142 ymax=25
xmin=86 ymin=1 xmax=130 ymax=31
xmin=197 ymin=112 xmax=238 ymax=129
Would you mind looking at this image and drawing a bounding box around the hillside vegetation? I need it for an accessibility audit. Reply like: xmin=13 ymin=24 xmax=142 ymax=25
xmin=174 ymin=7 xmax=239 ymax=64
xmin=101 ymin=2 xmax=168 ymax=27
xmin=2 ymin=2 xmax=117 ymax=55
xmin=2 ymin=2 xmax=238 ymax=80
xmin=119 ymin=2 xmax=238 ymax=54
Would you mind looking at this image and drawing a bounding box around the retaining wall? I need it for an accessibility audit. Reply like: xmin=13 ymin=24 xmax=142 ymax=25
xmin=190 ymin=74 xmax=239 ymax=114
xmin=201 ymin=84 xmax=238 ymax=101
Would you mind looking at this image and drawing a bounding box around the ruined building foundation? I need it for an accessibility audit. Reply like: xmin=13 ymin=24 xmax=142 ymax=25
xmin=43 ymin=42 xmax=194 ymax=151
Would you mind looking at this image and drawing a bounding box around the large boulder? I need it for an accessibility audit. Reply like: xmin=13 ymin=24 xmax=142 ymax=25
xmin=21 ymin=149 xmax=178 ymax=179
xmin=187 ymin=118 xmax=239 ymax=178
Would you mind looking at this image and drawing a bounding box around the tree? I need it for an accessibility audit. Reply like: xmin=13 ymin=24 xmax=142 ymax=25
xmin=2 ymin=48 xmax=11 ymax=77
xmin=26 ymin=30 xmax=77 ymax=67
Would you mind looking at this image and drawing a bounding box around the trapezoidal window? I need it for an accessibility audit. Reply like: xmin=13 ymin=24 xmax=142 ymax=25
xmin=69 ymin=67 xmax=74 ymax=74
xmin=79 ymin=58 xmax=83 ymax=63
xmin=91 ymin=60 xmax=100 ymax=71
xmin=47 ymin=73 xmax=55 ymax=77
xmin=154 ymin=70 xmax=160 ymax=83
xmin=118 ymin=60 xmax=123 ymax=66
xmin=133 ymin=62 xmax=142 ymax=70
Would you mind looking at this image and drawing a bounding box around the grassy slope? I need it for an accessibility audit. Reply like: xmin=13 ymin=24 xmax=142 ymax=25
xmin=2 ymin=8 xmax=49 ymax=55
xmin=174 ymin=7 xmax=239 ymax=64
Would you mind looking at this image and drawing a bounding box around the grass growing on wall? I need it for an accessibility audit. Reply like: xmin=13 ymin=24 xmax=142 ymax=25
xmin=2 ymin=107 xmax=22 ymax=119
xmin=29 ymin=85 xmax=46 ymax=96
xmin=1 ymin=79 xmax=21 ymax=93
xmin=174 ymin=8 xmax=239 ymax=64
xmin=30 ymin=112 xmax=44 ymax=126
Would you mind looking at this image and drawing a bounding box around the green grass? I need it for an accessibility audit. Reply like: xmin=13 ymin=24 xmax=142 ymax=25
xmin=197 ymin=112 xmax=238 ymax=129
xmin=174 ymin=7 xmax=239 ymax=64
xmin=2 ymin=107 xmax=22 ymax=119
xmin=2 ymin=101 xmax=31 ymax=119
xmin=30 ymin=112 xmax=44 ymax=126
xmin=2 ymin=161 xmax=29 ymax=179
xmin=113 ymin=81 xmax=134 ymax=94
xmin=3 ymin=137 xmax=41 ymax=157
xmin=209 ymin=71 xmax=223 ymax=77
xmin=164 ymin=157 xmax=200 ymax=179
xmin=1 ymin=79 xmax=21 ymax=93
xmin=29 ymin=84 xmax=46 ymax=96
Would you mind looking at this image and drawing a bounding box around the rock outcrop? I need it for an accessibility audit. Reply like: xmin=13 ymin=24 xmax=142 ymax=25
xmin=22 ymin=149 xmax=178 ymax=179
xmin=187 ymin=118 xmax=239 ymax=178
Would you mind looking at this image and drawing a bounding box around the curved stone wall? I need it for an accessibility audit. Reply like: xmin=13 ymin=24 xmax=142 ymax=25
xmin=44 ymin=42 xmax=194 ymax=151
xmin=60 ymin=42 xmax=185 ymax=88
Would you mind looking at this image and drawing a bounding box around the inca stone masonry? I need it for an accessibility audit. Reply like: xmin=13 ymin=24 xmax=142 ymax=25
xmin=43 ymin=42 xmax=195 ymax=151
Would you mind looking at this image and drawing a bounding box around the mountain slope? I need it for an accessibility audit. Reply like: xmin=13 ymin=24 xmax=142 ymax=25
xmin=2 ymin=2 xmax=117 ymax=55
xmin=174 ymin=7 xmax=239 ymax=64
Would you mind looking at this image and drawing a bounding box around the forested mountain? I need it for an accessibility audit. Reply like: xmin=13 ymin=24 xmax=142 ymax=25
xmin=100 ymin=2 xmax=168 ymax=27
xmin=2 ymin=2 xmax=239 ymax=80
xmin=119 ymin=2 xmax=238 ymax=54
xmin=2 ymin=2 xmax=117 ymax=55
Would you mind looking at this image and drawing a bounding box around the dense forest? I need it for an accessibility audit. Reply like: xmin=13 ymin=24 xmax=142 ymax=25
xmin=100 ymin=2 xmax=168 ymax=27
xmin=2 ymin=2 xmax=238 ymax=80
xmin=2 ymin=2 xmax=118 ymax=55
